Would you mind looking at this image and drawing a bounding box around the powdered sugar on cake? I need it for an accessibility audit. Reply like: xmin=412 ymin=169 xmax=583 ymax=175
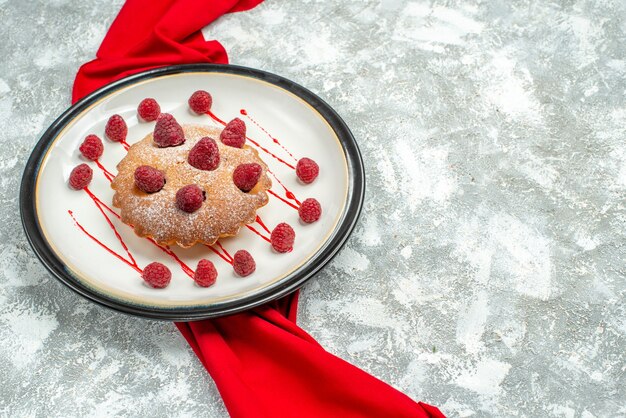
xmin=111 ymin=125 xmax=271 ymax=247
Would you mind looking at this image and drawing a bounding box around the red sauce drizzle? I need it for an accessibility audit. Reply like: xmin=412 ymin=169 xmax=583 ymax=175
xmin=157 ymin=245 xmax=195 ymax=278
xmin=215 ymin=241 xmax=233 ymax=261
xmin=120 ymin=140 xmax=130 ymax=151
xmin=84 ymin=188 xmax=138 ymax=266
xmin=95 ymin=160 xmax=115 ymax=182
xmin=255 ymin=215 xmax=271 ymax=234
xmin=68 ymin=209 xmax=142 ymax=274
xmin=205 ymin=241 xmax=233 ymax=265
xmin=83 ymin=188 xmax=194 ymax=278
xmin=246 ymin=225 xmax=271 ymax=243
xmin=268 ymin=169 xmax=301 ymax=206
xmin=268 ymin=190 xmax=299 ymax=210
xmin=240 ymin=109 xmax=297 ymax=162
xmin=206 ymin=110 xmax=295 ymax=170
xmin=87 ymin=192 xmax=121 ymax=220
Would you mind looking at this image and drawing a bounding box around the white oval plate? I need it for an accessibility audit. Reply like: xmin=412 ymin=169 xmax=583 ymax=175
xmin=20 ymin=64 xmax=364 ymax=320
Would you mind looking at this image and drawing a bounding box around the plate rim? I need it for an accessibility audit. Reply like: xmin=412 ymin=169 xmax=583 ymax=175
xmin=20 ymin=63 xmax=365 ymax=321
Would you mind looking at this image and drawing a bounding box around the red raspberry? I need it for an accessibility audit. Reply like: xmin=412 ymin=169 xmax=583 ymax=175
xmin=153 ymin=113 xmax=185 ymax=147
xmin=220 ymin=118 xmax=246 ymax=148
xmin=137 ymin=98 xmax=161 ymax=121
xmin=105 ymin=114 xmax=128 ymax=143
xmin=298 ymin=198 xmax=322 ymax=223
xmin=296 ymin=158 xmax=319 ymax=184
xmin=194 ymin=259 xmax=217 ymax=287
xmin=142 ymin=262 xmax=171 ymax=288
xmin=69 ymin=163 xmax=93 ymax=190
xmin=188 ymin=137 xmax=220 ymax=171
xmin=79 ymin=134 xmax=104 ymax=161
xmin=232 ymin=163 xmax=262 ymax=192
xmin=271 ymin=222 xmax=295 ymax=253
xmin=188 ymin=90 xmax=213 ymax=114
xmin=134 ymin=165 xmax=165 ymax=193
xmin=233 ymin=250 xmax=255 ymax=277
xmin=176 ymin=184 xmax=205 ymax=213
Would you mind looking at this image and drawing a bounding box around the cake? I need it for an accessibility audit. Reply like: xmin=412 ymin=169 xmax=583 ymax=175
xmin=111 ymin=123 xmax=272 ymax=248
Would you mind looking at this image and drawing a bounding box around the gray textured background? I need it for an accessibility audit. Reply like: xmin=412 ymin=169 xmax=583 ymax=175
xmin=1 ymin=0 xmax=625 ymax=417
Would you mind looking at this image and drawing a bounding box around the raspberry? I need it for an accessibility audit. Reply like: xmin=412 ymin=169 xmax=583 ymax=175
xmin=137 ymin=98 xmax=161 ymax=121
xmin=153 ymin=113 xmax=185 ymax=147
xmin=188 ymin=137 xmax=220 ymax=171
xmin=176 ymin=184 xmax=205 ymax=213
xmin=188 ymin=90 xmax=213 ymax=114
xmin=105 ymin=114 xmax=128 ymax=143
xmin=233 ymin=250 xmax=255 ymax=277
xmin=270 ymin=222 xmax=295 ymax=253
xmin=142 ymin=262 xmax=171 ymax=288
xmin=298 ymin=198 xmax=322 ymax=223
xmin=220 ymin=118 xmax=246 ymax=148
xmin=194 ymin=259 xmax=217 ymax=287
xmin=79 ymin=134 xmax=104 ymax=161
xmin=69 ymin=163 xmax=93 ymax=190
xmin=233 ymin=163 xmax=262 ymax=192
xmin=134 ymin=165 xmax=165 ymax=193
xmin=296 ymin=158 xmax=319 ymax=184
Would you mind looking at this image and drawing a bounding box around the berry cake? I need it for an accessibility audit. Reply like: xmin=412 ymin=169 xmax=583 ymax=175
xmin=111 ymin=120 xmax=272 ymax=248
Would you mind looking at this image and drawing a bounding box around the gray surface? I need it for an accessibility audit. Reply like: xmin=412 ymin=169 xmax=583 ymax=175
xmin=1 ymin=0 xmax=625 ymax=417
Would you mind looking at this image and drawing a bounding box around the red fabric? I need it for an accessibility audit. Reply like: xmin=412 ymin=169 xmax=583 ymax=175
xmin=72 ymin=0 xmax=262 ymax=102
xmin=72 ymin=1 xmax=445 ymax=417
